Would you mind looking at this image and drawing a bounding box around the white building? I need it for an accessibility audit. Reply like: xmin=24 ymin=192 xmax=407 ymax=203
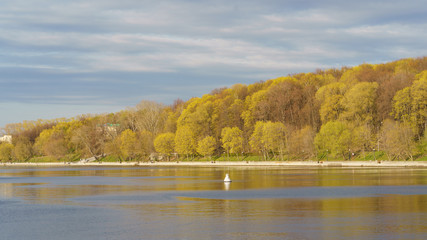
xmin=0 ymin=135 xmax=12 ymax=144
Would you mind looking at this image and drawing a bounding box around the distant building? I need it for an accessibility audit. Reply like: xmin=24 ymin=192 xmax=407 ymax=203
xmin=0 ymin=135 xmax=12 ymax=144
xmin=104 ymin=123 xmax=120 ymax=135
xmin=96 ymin=123 xmax=120 ymax=137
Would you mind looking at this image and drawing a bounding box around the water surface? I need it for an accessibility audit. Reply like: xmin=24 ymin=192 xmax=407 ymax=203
xmin=1 ymin=166 xmax=426 ymax=239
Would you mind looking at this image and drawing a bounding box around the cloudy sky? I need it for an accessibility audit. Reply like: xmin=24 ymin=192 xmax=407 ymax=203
xmin=1 ymin=0 xmax=426 ymax=127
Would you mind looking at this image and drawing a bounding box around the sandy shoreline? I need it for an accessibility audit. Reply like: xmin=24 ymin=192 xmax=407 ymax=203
xmin=1 ymin=161 xmax=426 ymax=168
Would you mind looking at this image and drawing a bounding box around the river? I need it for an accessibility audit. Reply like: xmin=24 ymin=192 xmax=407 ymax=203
xmin=1 ymin=166 xmax=426 ymax=239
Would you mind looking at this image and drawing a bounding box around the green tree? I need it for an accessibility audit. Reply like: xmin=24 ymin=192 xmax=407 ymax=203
xmin=197 ymin=136 xmax=216 ymax=159
xmin=154 ymin=132 xmax=175 ymax=160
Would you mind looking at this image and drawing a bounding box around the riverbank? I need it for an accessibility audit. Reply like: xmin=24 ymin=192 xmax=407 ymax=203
xmin=2 ymin=160 xmax=427 ymax=168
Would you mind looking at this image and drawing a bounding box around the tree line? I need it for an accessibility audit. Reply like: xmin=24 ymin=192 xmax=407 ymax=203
xmin=1 ymin=57 xmax=426 ymax=162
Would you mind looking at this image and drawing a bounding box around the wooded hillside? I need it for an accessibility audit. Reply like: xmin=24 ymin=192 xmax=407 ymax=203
xmin=1 ymin=57 xmax=426 ymax=161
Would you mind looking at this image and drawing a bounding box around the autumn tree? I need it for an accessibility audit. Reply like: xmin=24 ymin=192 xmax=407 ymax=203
xmin=34 ymin=128 xmax=67 ymax=160
xmin=154 ymin=132 xmax=175 ymax=160
xmin=221 ymin=127 xmax=244 ymax=159
xmin=392 ymin=87 xmax=412 ymax=122
xmin=12 ymin=136 xmax=33 ymax=161
xmin=351 ymin=124 xmax=375 ymax=158
xmin=316 ymin=82 xmax=347 ymax=123
xmin=340 ymin=82 xmax=378 ymax=125
xmin=314 ymin=121 xmax=353 ymax=159
xmin=380 ymin=119 xmax=415 ymax=160
xmin=177 ymin=97 xmax=214 ymax=139
xmin=175 ymin=126 xmax=197 ymax=159
xmin=417 ymin=129 xmax=427 ymax=157
xmin=288 ymin=126 xmax=315 ymax=159
xmin=249 ymin=121 xmax=287 ymax=160
xmin=392 ymin=73 xmax=427 ymax=138
xmin=266 ymin=79 xmax=306 ymax=127
xmin=376 ymin=72 xmax=412 ymax=123
xmin=136 ymin=130 xmax=154 ymax=159
xmin=105 ymin=137 xmax=123 ymax=162
xmin=410 ymin=72 xmax=427 ymax=137
xmin=119 ymin=129 xmax=138 ymax=161
xmin=0 ymin=143 xmax=14 ymax=162
xmin=72 ymin=118 xmax=107 ymax=160
xmin=301 ymin=85 xmax=321 ymax=130
xmin=197 ymin=136 xmax=216 ymax=159
xmin=262 ymin=121 xmax=287 ymax=160
xmin=250 ymin=121 xmax=266 ymax=159
xmin=242 ymin=89 xmax=269 ymax=133
xmin=163 ymin=99 xmax=184 ymax=133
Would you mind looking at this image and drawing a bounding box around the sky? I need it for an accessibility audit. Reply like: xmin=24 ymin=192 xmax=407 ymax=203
xmin=1 ymin=0 xmax=426 ymax=127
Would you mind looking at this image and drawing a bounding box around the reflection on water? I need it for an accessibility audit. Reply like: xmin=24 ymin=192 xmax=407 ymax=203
xmin=1 ymin=166 xmax=426 ymax=240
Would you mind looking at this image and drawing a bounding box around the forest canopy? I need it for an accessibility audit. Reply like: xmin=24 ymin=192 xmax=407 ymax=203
xmin=1 ymin=57 xmax=426 ymax=161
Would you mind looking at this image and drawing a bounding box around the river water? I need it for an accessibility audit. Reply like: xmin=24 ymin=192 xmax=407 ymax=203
xmin=1 ymin=166 xmax=426 ymax=240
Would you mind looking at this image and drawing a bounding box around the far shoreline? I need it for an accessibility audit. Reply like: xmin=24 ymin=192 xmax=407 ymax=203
xmin=2 ymin=160 xmax=427 ymax=168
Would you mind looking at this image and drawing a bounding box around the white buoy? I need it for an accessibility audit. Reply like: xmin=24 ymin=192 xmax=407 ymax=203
xmin=224 ymin=173 xmax=232 ymax=182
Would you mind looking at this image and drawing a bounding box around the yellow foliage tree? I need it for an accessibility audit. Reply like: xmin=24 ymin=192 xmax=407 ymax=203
xmin=154 ymin=132 xmax=175 ymax=160
xmin=316 ymin=82 xmax=347 ymax=123
xmin=119 ymin=129 xmax=138 ymax=161
xmin=175 ymin=126 xmax=197 ymax=159
xmin=340 ymin=82 xmax=378 ymax=124
xmin=262 ymin=121 xmax=287 ymax=160
xmin=393 ymin=72 xmax=427 ymax=138
xmin=0 ymin=143 xmax=14 ymax=162
xmin=249 ymin=121 xmax=287 ymax=160
xmin=314 ymin=121 xmax=353 ymax=159
xmin=34 ymin=128 xmax=67 ymax=160
xmin=221 ymin=127 xmax=244 ymax=158
xmin=249 ymin=121 xmax=266 ymax=159
xmin=197 ymin=136 xmax=216 ymax=159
